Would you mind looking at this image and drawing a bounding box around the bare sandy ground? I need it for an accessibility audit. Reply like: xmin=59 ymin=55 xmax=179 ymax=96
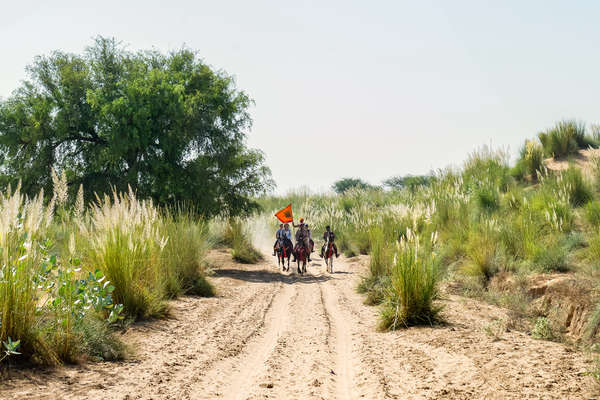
xmin=0 ymin=249 xmax=597 ymax=399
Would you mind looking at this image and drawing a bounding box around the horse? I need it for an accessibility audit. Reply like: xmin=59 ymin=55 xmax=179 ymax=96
xmin=294 ymin=245 xmax=308 ymax=275
xmin=323 ymin=238 xmax=335 ymax=273
xmin=275 ymin=238 xmax=293 ymax=271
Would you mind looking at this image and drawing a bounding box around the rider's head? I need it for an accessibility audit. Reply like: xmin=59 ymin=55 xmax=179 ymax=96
xmin=300 ymin=217 xmax=304 ymax=223
xmin=326 ymin=225 xmax=330 ymax=231
xmin=280 ymin=224 xmax=283 ymax=228
xmin=284 ymin=223 xmax=289 ymax=229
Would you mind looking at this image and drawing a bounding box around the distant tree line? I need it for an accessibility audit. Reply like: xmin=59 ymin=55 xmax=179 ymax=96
xmin=331 ymin=174 xmax=434 ymax=194
xmin=0 ymin=37 xmax=273 ymax=216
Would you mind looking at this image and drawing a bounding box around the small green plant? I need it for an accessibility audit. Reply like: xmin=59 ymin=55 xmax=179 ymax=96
xmin=584 ymin=302 xmax=600 ymax=341
xmin=0 ymin=337 xmax=21 ymax=363
xmin=529 ymin=236 xmax=569 ymax=272
xmin=483 ymin=319 xmax=506 ymax=341
xmin=586 ymin=357 xmax=600 ymax=384
xmin=531 ymin=317 xmax=554 ymax=340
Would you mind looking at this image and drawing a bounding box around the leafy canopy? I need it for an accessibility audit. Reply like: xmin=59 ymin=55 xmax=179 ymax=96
xmin=0 ymin=37 xmax=273 ymax=216
xmin=383 ymin=175 xmax=433 ymax=192
xmin=332 ymin=177 xmax=374 ymax=194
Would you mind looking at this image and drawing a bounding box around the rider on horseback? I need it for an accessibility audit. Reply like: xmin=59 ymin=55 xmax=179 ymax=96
xmin=320 ymin=225 xmax=339 ymax=258
xmin=272 ymin=223 xmax=284 ymax=256
xmin=281 ymin=223 xmax=293 ymax=252
xmin=273 ymin=223 xmax=293 ymax=255
xmin=292 ymin=218 xmax=312 ymax=262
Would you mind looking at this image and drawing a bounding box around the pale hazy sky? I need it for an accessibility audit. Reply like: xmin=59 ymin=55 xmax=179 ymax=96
xmin=1 ymin=1 xmax=599 ymax=193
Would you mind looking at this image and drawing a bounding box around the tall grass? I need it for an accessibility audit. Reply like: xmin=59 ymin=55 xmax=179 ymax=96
xmin=379 ymin=231 xmax=441 ymax=329
xmin=513 ymin=140 xmax=544 ymax=180
xmin=86 ymin=191 xmax=168 ymax=319
xmin=0 ymin=184 xmax=123 ymax=365
xmin=358 ymin=227 xmax=393 ymax=305
xmin=0 ymin=188 xmax=52 ymax=362
xmin=462 ymin=224 xmax=499 ymax=282
xmin=0 ymin=178 xmax=213 ymax=365
xmin=162 ymin=214 xmax=213 ymax=297
xmin=85 ymin=190 xmax=215 ymax=318
xmin=537 ymin=120 xmax=598 ymax=159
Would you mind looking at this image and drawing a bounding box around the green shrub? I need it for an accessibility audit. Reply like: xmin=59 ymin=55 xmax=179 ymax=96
xmin=367 ymin=227 xmax=392 ymax=279
xmin=538 ymin=120 xmax=583 ymax=158
xmin=73 ymin=315 xmax=126 ymax=361
xmin=474 ymin=186 xmax=500 ymax=213
xmin=561 ymin=167 xmax=593 ymax=207
xmin=190 ymin=275 xmax=215 ymax=297
xmin=531 ymin=317 xmax=554 ymax=340
xmin=379 ymin=233 xmax=441 ymax=329
xmin=529 ymin=236 xmax=569 ymax=272
xmin=584 ymin=302 xmax=600 ymax=341
xmin=228 ymin=219 xmax=263 ymax=264
xmin=587 ymin=231 xmax=600 ymax=261
xmin=586 ymin=201 xmax=600 ymax=228
xmin=359 ymin=227 xmax=394 ymax=304
xmin=462 ymin=228 xmax=499 ymax=281
xmin=463 ymin=146 xmax=511 ymax=192
xmin=590 ymin=153 xmax=600 ymax=192
xmin=162 ymin=215 xmax=213 ymax=297
xmin=357 ymin=275 xmax=390 ymax=306
xmin=516 ymin=139 xmax=544 ymax=180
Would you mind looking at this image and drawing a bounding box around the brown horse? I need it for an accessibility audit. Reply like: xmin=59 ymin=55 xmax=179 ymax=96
xmin=294 ymin=245 xmax=308 ymax=275
xmin=323 ymin=239 xmax=335 ymax=273
xmin=275 ymin=238 xmax=293 ymax=271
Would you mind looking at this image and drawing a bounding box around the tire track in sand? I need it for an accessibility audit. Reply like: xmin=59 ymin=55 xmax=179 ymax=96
xmin=319 ymin=277 xmax=358 ymax=400
xmin=199 ymin=280 xmax=296 ymax=400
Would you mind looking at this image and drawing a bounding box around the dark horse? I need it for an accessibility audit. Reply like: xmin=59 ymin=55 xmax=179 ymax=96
xmin=295 ymin=245 xmax=308 ymax=275
xmin=275 ymin=238 xmax=293 ymax=271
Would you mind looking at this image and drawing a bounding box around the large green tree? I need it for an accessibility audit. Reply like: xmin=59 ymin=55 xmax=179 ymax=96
xmin=383 ymin=174 xmax=434 ymax=192
xmin=0 ymin=37 xmax=273 ymax=216
xmin=331 ymin=177 xmax=374 ymax=194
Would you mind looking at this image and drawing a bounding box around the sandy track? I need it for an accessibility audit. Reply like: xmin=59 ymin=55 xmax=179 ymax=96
xmin=1 ymin=248 xmax=598 ymax=399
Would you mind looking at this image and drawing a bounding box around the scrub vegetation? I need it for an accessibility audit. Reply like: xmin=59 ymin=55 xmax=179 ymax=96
xmin=259 ymin=120 xmax=600 ymax=340
xmin=0 ymin=174 xmax=213 ymax=366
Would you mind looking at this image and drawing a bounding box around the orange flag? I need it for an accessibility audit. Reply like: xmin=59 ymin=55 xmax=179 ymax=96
xmin=275 ymin=204 xmax=293 ymax=223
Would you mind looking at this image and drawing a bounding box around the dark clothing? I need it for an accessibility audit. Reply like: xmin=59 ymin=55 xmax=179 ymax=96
xmin=323 ymin=231 xmax=335 ymax=242
xmin=321 ymin=230 xmax=338 ymax=257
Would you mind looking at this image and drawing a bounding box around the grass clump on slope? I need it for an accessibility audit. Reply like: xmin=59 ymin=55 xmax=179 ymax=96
xmin=379 ymin=230 xmax=442 ymax=330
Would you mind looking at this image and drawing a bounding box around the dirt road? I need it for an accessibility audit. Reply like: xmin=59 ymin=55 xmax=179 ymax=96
xmin=1 ymin=249 xmax=597 ymax=399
